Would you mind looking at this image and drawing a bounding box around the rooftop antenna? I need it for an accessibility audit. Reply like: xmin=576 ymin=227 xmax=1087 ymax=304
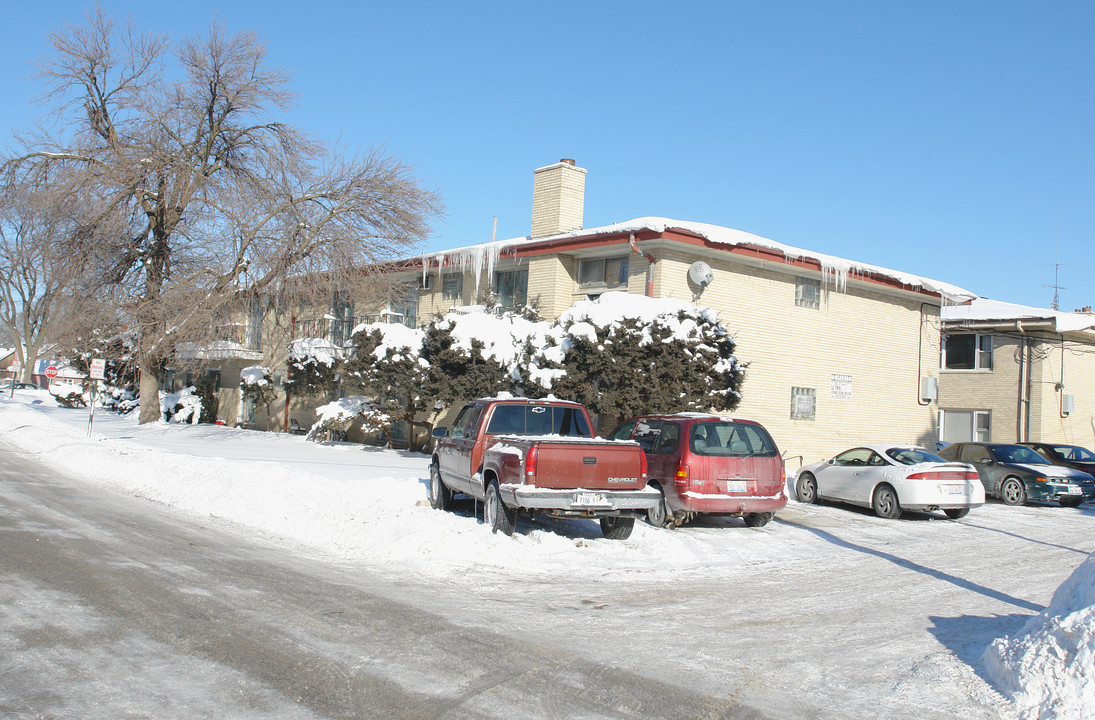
xmin=1045 ymin=216 xmax=1065 ymax=311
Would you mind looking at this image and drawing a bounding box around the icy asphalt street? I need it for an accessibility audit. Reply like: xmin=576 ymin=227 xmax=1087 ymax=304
xmin=0 ymin=444 xmax=757 ymax=719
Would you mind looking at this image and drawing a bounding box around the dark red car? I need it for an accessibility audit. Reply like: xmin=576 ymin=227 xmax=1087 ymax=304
xmin=610 ymin=414 xmax=787 ymax=527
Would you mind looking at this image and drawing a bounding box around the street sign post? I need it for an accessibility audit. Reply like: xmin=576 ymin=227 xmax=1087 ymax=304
xmin=87 ymin=360 xmax=106 ymax=437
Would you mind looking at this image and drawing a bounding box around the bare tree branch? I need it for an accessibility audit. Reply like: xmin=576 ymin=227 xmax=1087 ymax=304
xmin=3 ymin=11 xmax=442 ymax=421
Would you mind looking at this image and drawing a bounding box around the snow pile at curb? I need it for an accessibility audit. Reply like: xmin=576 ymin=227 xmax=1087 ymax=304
xmin=983 ymin=552 xmax=1095 ymax=719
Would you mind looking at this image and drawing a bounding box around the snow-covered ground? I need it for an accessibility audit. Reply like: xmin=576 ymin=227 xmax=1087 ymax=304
xmin=3 ymin=388 xmax=1093 ymax=719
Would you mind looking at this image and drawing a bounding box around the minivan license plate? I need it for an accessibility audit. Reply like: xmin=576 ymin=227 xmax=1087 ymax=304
xmin=724 ymin=480 xmax=747 ymax=493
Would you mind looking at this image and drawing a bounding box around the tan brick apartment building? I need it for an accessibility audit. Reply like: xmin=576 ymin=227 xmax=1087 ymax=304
xmin=255 ymin=159 xmax=975 ymax=467
xmin=939 ymin=299 xmax=1095 ymax=448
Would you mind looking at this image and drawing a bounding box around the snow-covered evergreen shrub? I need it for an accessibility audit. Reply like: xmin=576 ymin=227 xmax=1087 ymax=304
xmin=343 ymin=324 xmax=430 ymax=449
xmin=161 ymin=387 xmax=202 ymax=424
xmin=53 ymin=390 xmax=87 ymax=408
xmin=285 ymin=338 xmax=342 ymax=397
xmin=530 ymin=292 xmax=744 ymax=423
xmin=70 ymin=329 xmax=141 ymax=413
xmin=421 ymin=318 xmax=509 ymax=406
xmin=305 ymin=396 xmax=389 ymax=442
xmin=240 ymin=365 xmax=279 ymax=428
xmin=193 ymin=375 xmax=220 ymax=424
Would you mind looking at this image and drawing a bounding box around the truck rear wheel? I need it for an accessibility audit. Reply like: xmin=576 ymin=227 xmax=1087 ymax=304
xmin=485 ymin=480 xmax=517 ymax=536
xmin=600 ymin=516 xmax=634 ymax=540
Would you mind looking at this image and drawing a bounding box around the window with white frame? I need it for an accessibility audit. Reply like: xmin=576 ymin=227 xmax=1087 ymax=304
xmin=578 ymin=256 xmax=629 ymax=289
xmin=943 ymin=333 xmax=993 ymax=370
xmin=940 ymin=409 xmax=991 ymax=443
xmin=795 ymin=277 xmax=821 ymax=309
xmin=441 ymin=274 xmax=463 ymax=301
xmin=790 ymin=387 xmax=817 ymax=420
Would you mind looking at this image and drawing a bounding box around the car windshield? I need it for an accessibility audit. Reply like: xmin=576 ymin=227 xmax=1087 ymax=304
xmin=689 ymin=421 xmax=777 ymax=457
xmin=885 ymin=448 xmax=945 ymax=465
xmin=1050 ymin=445 xmax=1095 ymax=462
xmin=992 ymin=445 xmax=1051 ymax=465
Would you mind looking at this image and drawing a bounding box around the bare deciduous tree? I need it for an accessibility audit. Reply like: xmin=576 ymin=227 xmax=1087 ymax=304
xmin=3 ymin=9 xmax=441 ymax=422
xmin=0 ymin=184 xmax=98 ymax=383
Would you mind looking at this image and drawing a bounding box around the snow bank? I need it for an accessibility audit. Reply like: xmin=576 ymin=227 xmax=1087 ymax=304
xmin=984 ymin=552 xmax=1095 ymax=719
xmin=0 ymin=394 xmax=806 ymax=583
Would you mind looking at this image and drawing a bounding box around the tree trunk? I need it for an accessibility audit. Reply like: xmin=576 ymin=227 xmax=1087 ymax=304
xmin=138 ymin=359 xmax=162 ymax=424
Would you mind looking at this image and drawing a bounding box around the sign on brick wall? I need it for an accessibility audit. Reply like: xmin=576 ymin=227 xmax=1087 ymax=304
xmin=830 ymin=373 xmax=852 ymax=399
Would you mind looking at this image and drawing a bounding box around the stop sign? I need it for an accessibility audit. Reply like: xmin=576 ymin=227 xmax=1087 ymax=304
xmin=45 ymin=366 xmax=59 ymax=379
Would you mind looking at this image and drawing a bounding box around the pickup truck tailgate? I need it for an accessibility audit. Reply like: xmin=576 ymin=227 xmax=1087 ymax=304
xmin=532 ymin=441 xmax=645 ymax=491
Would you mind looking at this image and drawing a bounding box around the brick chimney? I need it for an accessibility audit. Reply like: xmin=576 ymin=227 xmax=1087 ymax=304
xmin=530 ymin=158 xmax=586 ymax=238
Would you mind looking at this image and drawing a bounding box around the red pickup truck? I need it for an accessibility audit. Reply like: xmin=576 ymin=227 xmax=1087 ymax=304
xmin=429 ymin=397 xmax=659 ymax=539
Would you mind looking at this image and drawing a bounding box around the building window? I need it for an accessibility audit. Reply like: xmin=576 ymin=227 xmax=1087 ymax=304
xmin=494 ymin=268 xmax=528 ymax=308
xmin=943 ymin=334 xmax=993 ymax=370
xmin=940 ymin=409 xmax=991 ymax=443
xmin=795 ymin=277 xmax=821 ymax=309
xmin=441 ymin=274 xmax=463 ymax=301
xmin=331 ymin=291 xmax=354 ymax=347
xmin=790 ymin=387 xmax=817 ymax=420
xmin=578 ymin=257 xmax=629 ymax=289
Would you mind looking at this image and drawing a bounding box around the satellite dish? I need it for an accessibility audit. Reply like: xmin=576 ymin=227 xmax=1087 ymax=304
xmin=688 ymin=261 xmax=714 ymax=287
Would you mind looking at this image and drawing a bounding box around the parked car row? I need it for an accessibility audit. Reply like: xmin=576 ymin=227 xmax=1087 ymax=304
xmin=794 ymin=441 xmax=1095 ymax=520
xmin=1 ymin=380 xmax=42 ymax=391
xmin=428 ymin=396 xmax=1092 ymax=539
xmin=430 ymin=398 xmax=790 ymax=538
xmin=937 ymin=442 xmax=1095 ymax=507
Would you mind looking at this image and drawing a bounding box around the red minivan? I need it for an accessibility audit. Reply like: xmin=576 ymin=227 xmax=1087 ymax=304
xmin=610 ymin=414 xmax=787 ymax=527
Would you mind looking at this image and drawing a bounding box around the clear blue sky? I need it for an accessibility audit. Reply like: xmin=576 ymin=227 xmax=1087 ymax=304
xmin=3 ymin=1 xmax=1093 ymax=309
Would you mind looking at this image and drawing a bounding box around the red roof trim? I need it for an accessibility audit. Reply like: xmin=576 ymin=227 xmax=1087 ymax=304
xmin=399 ymin=226 xmax=940 ymax=298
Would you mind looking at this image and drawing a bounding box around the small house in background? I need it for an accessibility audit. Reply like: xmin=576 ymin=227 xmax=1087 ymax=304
xmin=44 ymin=363 xmax=86 ymax=395
xmin=0 ymin=348 xmax=15 ymax=382
xmin=939 ymin=299 xmax=1095 ymax=447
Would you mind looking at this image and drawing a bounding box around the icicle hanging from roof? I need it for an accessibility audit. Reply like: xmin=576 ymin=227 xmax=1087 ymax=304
xmin=427 ymin=242 xmax=505 ymax=297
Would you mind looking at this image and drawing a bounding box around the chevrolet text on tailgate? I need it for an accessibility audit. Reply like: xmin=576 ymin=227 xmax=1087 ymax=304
xmin=429 ymin=397 xmax=659 ymax=539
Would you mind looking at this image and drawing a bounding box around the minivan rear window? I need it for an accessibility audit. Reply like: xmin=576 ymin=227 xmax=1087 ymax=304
xmin=690 ymin=422 xmax=777 ymax=457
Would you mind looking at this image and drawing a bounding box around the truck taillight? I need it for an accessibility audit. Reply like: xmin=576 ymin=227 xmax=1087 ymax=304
xmin=675 ymin=463 xmax=689 ymax=487
xmin=525 ymin=446 xmax=538 ymax=481
xmin=640 ymin=451 xmax=648 ymax=482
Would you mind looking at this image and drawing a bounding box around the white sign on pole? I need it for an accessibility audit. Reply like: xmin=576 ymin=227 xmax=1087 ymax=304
xmin=90 ymin=358 xmax=107 ymax=380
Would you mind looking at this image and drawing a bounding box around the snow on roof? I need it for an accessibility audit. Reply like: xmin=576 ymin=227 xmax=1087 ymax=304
xmin=943 ymin=298 xmax=1095 ymax=333
xmin=421 ymin=217 xmax=977 ymax=303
